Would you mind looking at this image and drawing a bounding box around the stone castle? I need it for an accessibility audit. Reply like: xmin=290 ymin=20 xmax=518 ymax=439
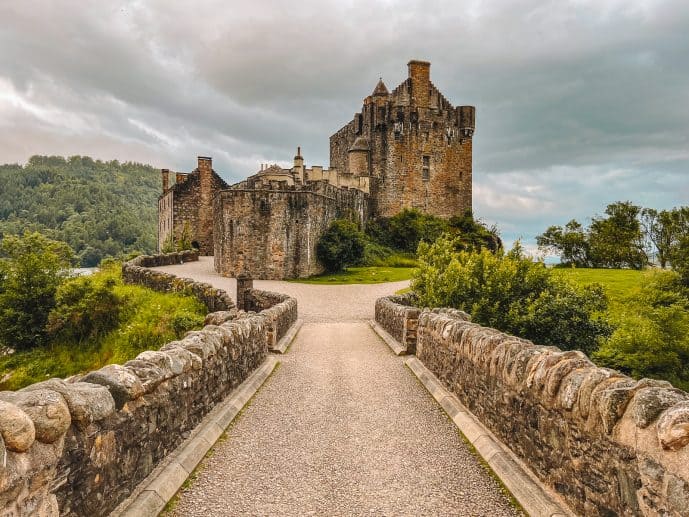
xmin=158 ymin=60 xmax=476 ymax=279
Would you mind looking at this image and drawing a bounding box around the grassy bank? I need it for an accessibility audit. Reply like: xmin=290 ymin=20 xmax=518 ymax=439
xmin=290 ymin=266 xmax=415 ymax=285
xmin=0 ymin=269 xmax=206 ymax=391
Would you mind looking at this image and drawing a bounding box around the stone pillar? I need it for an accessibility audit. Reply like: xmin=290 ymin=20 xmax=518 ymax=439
xmin=403 ymin=307 xmax=421 ymax=355
xmin=236 ymin=271 xmax=253 ymax=311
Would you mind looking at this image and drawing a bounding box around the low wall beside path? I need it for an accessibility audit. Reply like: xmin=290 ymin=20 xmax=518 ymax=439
xmin=375 ymin=294 xmax=689 ymax=516
xmin=0 ymin=252 xmax=297 ymax=517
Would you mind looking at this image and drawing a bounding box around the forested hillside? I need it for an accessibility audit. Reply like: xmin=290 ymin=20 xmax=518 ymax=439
xmin=0 ymin=155 xmax=160 ymax=266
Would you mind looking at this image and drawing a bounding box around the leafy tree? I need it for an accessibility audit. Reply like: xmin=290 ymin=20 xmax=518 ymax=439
xmin=588 ymin=201 xmax=647 ymax=269
xmin=177 ymin=222 xmax=193 ymax=251
xmin=447 ymin=211 xmax=503 ymax=253
xmin=0 ymin=232 xmax=73 ymax=349
xmin=536 ymin=219 xmax=589 ymax=266
xmin=671 ymin=234 xmax=689 ymax=287
xmin=316 ymin=220 xmax=366 ymax=272
xmin=47 ymin=272 xmax=121 ymax=343
xmin=412 ymin=236 xmax=610 ymax=354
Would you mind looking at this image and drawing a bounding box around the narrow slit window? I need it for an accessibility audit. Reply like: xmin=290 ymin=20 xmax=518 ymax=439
xmin=422 ymin=155 xmax=430 ymax=181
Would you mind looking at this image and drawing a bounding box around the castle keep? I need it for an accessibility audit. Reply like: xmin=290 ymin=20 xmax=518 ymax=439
xmin=158 ymin=60 xmax=475 ymax=279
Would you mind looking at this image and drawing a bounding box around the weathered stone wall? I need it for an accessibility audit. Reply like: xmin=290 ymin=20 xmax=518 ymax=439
xmin=374 ymin=294 xmax=421 ymax=353
xmin=375 ymin=296 xmax=689 ymax=515
xmin=245 ymin=289 xmax=298 ymax=350
xmin=122 ymin=251 xmax=235 ymax=312
xmin=213 ymin=183 xmax=368 ymax=280
xmin=0 ymin=253 xmax=297 ymax=516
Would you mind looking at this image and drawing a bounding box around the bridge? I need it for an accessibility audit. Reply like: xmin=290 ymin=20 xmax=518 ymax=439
xmin=2 ymin=253 xmax=687 ymax=516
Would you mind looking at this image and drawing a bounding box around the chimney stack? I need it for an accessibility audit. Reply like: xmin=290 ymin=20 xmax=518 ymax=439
xmin=161 ymin=168 xmax=170 ymax=191
xmin=407 ymin=60 xmax=431 ymax=108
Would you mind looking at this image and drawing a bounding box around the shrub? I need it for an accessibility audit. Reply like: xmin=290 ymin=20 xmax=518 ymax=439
xmin=593 ymin=271 xmax=689 ymax=390
xmin=412 ymin=236 xmax=610 ymax=354
xmin=316 ymin=220 xmax=366 ymax=272
xmin=47 ymin=272 xmax=122 ymax=343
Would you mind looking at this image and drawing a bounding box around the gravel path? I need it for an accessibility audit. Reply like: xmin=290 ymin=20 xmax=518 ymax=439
xmin=154 ymin=259 xmax=518 ymax=516
xmin=152 ymin=257 xmax=409 ymax=322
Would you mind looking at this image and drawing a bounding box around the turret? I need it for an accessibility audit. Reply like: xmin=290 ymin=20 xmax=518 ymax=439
xmin=458 ymin=106 xmax=476 ymax=138
xmin=408 ymin=60 xmax=431 ymax=108
xmin=348 ymin=136 xmax=370 ymax=176
xmin=293 ymin=146 xmax=304 ymax=183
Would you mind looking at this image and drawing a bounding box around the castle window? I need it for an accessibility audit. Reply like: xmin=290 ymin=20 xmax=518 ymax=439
xmin=422 ymin=155 xmax=430 ymax=181
xmin=423 ymin=131 xmax=429 ymax=142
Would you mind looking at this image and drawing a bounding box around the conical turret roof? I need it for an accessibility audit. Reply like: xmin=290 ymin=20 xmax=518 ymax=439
xmin=372 ymin=78 xmax=389 ymax=96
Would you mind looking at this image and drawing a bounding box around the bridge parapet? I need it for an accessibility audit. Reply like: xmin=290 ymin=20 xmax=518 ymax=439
xmin=0 ymin=252 xmax=297 ymax=516
xmin=376 ymin=294 xmax=689 ymax=515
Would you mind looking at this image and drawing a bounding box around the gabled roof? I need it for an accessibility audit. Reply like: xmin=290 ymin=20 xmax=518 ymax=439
xmin=372 ymin=78 xmax=389 ymax=96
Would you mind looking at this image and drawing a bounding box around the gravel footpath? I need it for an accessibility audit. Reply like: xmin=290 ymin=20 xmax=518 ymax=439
xmin=153 ymin=259 xmax=519 ymax=516
xmin=152 ymin=257 xmax=409 ymax=322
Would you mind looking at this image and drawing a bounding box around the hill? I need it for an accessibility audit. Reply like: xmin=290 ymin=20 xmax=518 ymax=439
xmin=0 ymin=155 xmax=160 ymax=266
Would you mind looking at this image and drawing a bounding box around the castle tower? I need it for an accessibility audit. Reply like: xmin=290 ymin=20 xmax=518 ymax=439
xmin=329 ymin=59 xmax=475 ymax=218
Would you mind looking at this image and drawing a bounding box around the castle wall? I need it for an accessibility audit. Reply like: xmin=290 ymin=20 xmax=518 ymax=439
xmin=158 ymin=190 xmax=174 ymax=250
xmin=214 ymin=184 xmax=368 ymax=280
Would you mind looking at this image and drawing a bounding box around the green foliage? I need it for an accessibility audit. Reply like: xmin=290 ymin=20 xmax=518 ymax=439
xmin=0 ymin=266 xmax=205 ymax=391
xmin=177 ymin=222 xmax=193 ymax=251
xmin=593 ymin=271 xmax=689 ymax=390
xmin=537 ymin=219 xmax=589 ymax=267
xmin=671 ymin=234 xmax=689 ymax=287
xmin=0 ymin=155 xmax=160 ymax=266
xmin=316 ymin=219 xmax=366 ymax=272
xmin=412 ymin=236 xmax=610 ymax=354
xmin=447 ymin=211 xmax=503 ymax=253
xmin=0 ymin=232 xmax=74 ymax=350
xmin=589 ymin=201 xmax=647 ymax=269
xmin=47 ymin=270 xmax=121 ymax=343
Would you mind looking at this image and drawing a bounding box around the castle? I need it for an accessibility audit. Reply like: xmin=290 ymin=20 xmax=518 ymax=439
xmin=158 ymin=60 xmax=476 ymax=279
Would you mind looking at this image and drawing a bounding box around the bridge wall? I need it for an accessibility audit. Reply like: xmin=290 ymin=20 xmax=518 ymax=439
xmin=0 ymin=253 xmax=297 ymax=517
xmin=376 ymin=295 xmax=689 ymax=516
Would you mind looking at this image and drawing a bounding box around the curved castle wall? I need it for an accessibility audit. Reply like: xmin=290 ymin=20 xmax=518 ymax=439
xmin=0 ymin=253 xmax=297 ymax=516
xmin=375 ymin=295 xmax=689 ymax=516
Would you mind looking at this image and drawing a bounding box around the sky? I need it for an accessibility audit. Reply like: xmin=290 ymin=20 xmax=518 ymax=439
xmin=1 ymin=0 xmax=688 ymax=253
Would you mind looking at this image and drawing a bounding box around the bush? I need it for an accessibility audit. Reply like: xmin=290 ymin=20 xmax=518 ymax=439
xmin=316 ymin=220 xmax=366 ymax=272
xmin=593 ymin=271 xmax=689 ymax=390
xmin=47 ymin=272 xmax=121 ymax=343
xmin=412 ymin=236 xmax=610 ymax=354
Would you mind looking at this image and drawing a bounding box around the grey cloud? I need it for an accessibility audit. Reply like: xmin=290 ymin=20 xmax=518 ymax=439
xmin=0 ymin=0 xmax=687 ymax=244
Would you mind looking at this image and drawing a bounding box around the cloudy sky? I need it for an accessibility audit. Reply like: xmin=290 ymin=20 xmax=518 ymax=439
xmin=1 ymin=0 xmax=687 ymax=251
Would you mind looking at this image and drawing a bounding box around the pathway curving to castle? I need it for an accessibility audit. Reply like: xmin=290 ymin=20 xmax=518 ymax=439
xmin=153 ymin=258 xmax=519 ymax=516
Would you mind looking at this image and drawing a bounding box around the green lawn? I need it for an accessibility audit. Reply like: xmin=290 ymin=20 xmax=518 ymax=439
xmin=290 ymin=266 xmax=416 ymax=285
xmin=553 ymin=267 xmax=647 ymax=315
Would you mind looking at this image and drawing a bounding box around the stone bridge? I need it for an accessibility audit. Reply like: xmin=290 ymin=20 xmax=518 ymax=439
xmin=1 ymin=253 xmax=688 ymax=516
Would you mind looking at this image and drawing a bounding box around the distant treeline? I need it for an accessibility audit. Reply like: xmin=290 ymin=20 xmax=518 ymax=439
xmin=0 ymin=155 xmax=160 ymax=266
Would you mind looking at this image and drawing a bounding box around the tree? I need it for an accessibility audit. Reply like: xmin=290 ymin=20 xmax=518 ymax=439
xmin=588 ymin=201 xmax=647 ymax=269
xmin=0 ymin=232 xmax=73 ymax=349
xmin=671 ymin=234 xmax=689 ymax=287
xmin=536 ymin=219 xmax=589 ymax=266
xmin=316 ymin=220 xmax=366 ymax=272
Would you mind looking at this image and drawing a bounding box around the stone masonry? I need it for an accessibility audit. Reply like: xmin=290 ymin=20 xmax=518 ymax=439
xmin=158 ymin=60 xmax=475 ymax=279
xmin=375 ymin=295 xmax=689 ymax=516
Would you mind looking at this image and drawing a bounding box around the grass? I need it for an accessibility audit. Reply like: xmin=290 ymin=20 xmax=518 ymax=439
xmin=553 ymin=267 xmax=647 ymax=316
xmin=0 ymin=269 xmax=206 ymax=391
xmin=290 ymin=266 xmax=416 ymax=285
